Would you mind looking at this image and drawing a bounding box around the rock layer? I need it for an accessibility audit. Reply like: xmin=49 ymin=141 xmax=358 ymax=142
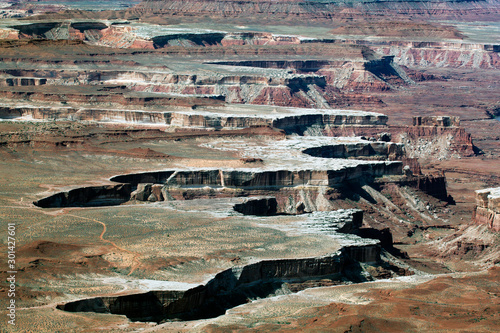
xmin=473 ymin=187 xmax=500 ymax=231
xmin=133 ymin=0 xmax=500 ymax=22
xmin=57 ymin=229 xmax=379 ymax=322
xmin=0 ymin=104 xmax=388 ymax=130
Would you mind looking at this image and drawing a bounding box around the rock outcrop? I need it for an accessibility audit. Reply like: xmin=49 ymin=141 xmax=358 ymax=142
xmin=321 ymin=117 xmax=474 ymax=159
xmin=413 ymin=116 xmax=460 ymax=127
xmin=0 ymin=76 xmax=47 ymax=86
xmin=473 ymin=187 xmax=500 ymax=231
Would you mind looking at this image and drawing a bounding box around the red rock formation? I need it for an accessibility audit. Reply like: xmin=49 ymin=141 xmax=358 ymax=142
xmin=413 ymin=116 xmax=460 ymax=127
xmin=323 ymin=123 xmax=475 ymax=158
xmin=375 ymin=43 xmax=500 ymax=69
xmin=133 ymin=0 xmax=500 ymax=22
xmin=329 ymin=21 xmax=465 ymax=39
xmin=400 ymin=126 xmax=475 ymax=157
xmin=473 ymin=188 xmax=500 ymax=231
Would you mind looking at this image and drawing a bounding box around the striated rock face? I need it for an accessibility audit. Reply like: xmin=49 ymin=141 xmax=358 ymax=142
xmin=398 ymin=125 xmax=474 ymax=159
xmin=3 ymin=23 xmax=301 ymax=49
xmin=221 ymin=32 xmax=302 ymax=46
xmin=296 ymin=209 xmax=364 ymax=234
xmin=343 ymin=244 xmax=380 ymax=263
xmin=206 ymin=56 xmax=410 ymax=94
xmin=375 ymin=42 xmax=500 ymax=69
xmin=322 ymin=121 xmax=474 ymax=159
xmin=133 ymin=0 xmax=500 ymax=22
xmin=0 ymin=38 xmax=411 ymax=109
xmin=57 ymin=226 xmax=380 ymax=322
xmin=130 ymin=183 xmax=154 ymax=201
xmin=273 ymin=113 xmax=388 ymax=133
xmin=0 ymin=87 xmax=225 ymax=109
xmin=118 ymin=164 xmax=402 ymax=190
xmin=415 ymin=175 xmax=449 ymax=202
xmin=39 ymin=160 xmax=405 ymax=209
xmin=0 ymin=37 xmax=410 ymax=109
xmin=329 ymin=21 xmax=466 ymax=39
xmin=0 ymin=104 xmax=388 ymax=130
xmin=413 ymin=116 xmax=460 ymax=127
xmin=473 ymin=187 xmax=500 ymax=231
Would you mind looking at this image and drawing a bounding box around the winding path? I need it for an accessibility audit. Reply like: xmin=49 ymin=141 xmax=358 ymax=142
xmin=67 ymin=213 xmax=141 ymax=276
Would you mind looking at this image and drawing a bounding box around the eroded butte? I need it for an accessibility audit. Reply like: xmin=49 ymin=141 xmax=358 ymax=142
xmin=0 ymin=0 xmax=499 ymax=332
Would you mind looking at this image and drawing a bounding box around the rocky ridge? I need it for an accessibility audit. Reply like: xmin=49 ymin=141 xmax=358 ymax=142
xmin=56 ymin=208 xmax=379 ymax=323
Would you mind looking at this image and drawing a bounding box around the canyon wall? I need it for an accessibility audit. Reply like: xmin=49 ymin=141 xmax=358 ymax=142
xmin=0 ymin=88 xmax=225 ymax=108
xmin=34 ymin=184 xmax=131 ymax=208
xmin=0 ymin=104 xmax=389 ymax=130
xmin=132 ymin=0 xmax=500 ymax=21
xmin=126 ymin=164 xmax=403 ymax=190
xmin=57 ymin=236 xmax=380 ymax=322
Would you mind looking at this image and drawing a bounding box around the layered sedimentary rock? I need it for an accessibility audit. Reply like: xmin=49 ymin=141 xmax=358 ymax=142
xmin=400 ymin=125 xmax=474 ymax=158
xmin=296 ymin=209 xmax=364 ymax=234
xmin=3 ymin=22 xmax=303 ymax=49
xmin=413 ymin=116 xmax=460 ymax=127
xmin=374 ymin=42 xmax=500 ymax=69
xmin=35 ymin=161 xmax=456 ymax=211
xmin=117 ymin=163 xmax=402 ymax=189
xmin=473 ymin=187 xmax=500 ymax=231
xmin=0 ymin=29 xmax=417 ymax=109
xmin=57 ymin=254 xmax=348 ymax=322
xmin=322 ymin=119 xmax=474 ymax=158
xmin=0 ymin=104 xmax=388 ymax=130
xmin=272 ymin=111 xmax=388 ymax=131
xmin=57 ymin=205 xmax=379 ymax=322
xmin=37 ymin=161 xmax=405 ymax=209
xmin=413 ymin=175 xmax=450 ymax=202
xmin=133 ymin=0 xmax=500 ymax=21
xmin=329 ymin=21 xmax=466 ymax=39
xmin=0 ymin=86 xmax=225 ymax=108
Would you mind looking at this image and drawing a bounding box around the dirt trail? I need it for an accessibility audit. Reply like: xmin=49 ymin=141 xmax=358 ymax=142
xmin=67 ymin=213 xmax=141 ymax=276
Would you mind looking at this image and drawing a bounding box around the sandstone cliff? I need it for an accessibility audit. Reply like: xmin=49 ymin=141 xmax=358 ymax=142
xmin=473 ymin=187 xmax=500 ymax=231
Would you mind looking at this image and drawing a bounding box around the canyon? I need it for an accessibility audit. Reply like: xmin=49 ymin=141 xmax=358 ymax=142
xmin=0 ymin=0 xmax=499 ymax=332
